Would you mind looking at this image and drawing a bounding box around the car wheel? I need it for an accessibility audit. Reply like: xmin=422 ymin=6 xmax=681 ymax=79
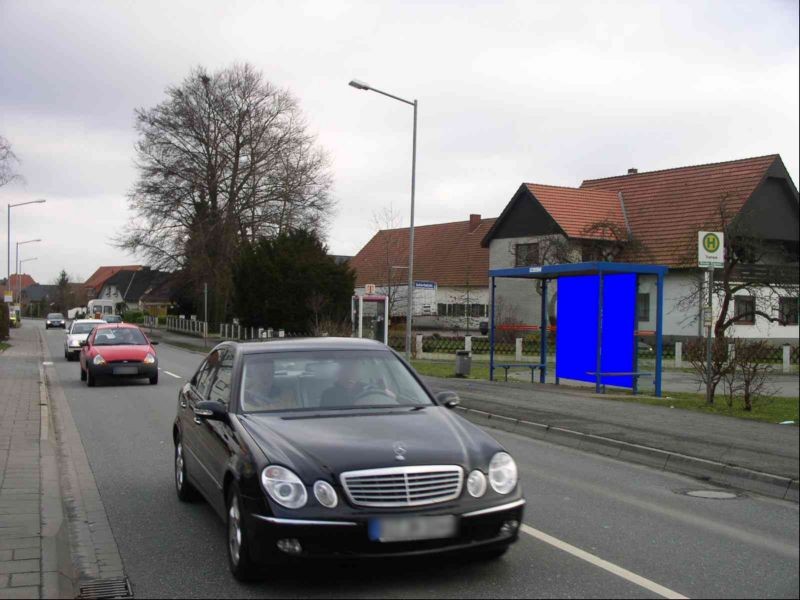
xmin=174 ymin=438 xmax=198 ymax=502
xmin=149 ymin=372 xmax=159 ymax=385
xmin=87 ymin=369 xmax=96 ymax=387
xmin=64 ymin=350 xmax=69 ymax=360
xmin=80 ymin=366 xmax=86 ymax=381
xmin=227 ymin=484 xmax=258 ymax=581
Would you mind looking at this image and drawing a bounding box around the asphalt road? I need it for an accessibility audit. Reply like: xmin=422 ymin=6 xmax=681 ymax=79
xmin=41 ymin=322 xmax=799 ymax=599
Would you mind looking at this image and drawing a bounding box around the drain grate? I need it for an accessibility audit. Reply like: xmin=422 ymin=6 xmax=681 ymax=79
xmin=77 ymin=577 xmax=133 ymax=599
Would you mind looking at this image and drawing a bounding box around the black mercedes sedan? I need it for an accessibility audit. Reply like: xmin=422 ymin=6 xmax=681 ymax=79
xmin=173 ymin=338 xmax=524 ymax=580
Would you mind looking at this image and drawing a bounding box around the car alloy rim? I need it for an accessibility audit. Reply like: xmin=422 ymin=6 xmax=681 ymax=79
xmin=175 ymin=443 xmax=184 ymax=490
xmin=229 ymin=495 xmax=241 ymax=566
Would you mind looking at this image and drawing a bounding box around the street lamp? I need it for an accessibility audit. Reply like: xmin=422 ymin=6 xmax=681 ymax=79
xmin=18 ymin=257 xmax=38 ymax=306
xmin=15 ymin=238 xmax=42 ymax=302
xmin=349 ymin=79 xmax=418 ymax=359
xmin=7 ymin=199 xmax=46 ymax=283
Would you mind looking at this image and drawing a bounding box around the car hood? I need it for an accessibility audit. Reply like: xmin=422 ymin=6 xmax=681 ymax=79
xmin=92 ymin=345 xmax=154 ymax=361
xmin=238 ymin=407 xmax=502 ymax=480
xmin=67 ymin=333 xmax=90 ymax=344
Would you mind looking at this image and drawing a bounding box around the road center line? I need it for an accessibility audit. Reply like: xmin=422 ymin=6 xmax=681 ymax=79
xmin=520 ymin=524 xmax=688 ymax=599
xmin=163 ymin=370 xmax=182 ymax=379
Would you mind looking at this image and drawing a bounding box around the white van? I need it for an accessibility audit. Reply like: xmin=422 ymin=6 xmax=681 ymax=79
xmin=87 ymin=299 xmax=115 ymax=319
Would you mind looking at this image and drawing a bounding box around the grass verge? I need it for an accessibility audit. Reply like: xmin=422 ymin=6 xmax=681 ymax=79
xmin=411 ymin=359 xmax=798 ymax=424
xmin=609 ymin=391 xmax=799 ymax=425
xmin=0 ymin=341 xmax=10 ymax=353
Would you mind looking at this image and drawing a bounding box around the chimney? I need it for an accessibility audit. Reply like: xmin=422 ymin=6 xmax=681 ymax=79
xmin=627 ymin=168 xmax=638 ymax=175
xmin=469 ymin=214 xmax=481 ymax=232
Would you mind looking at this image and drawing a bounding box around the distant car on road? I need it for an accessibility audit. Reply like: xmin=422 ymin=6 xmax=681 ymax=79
xmin=103 ymin=314 xmax=124 ymax=324
xmin=45 ymin=313 xmax=66 ymax=329
xmin=173 ymin=338 xmax=524 ymax=580
xmin=64 ymin=319 xmax=106 ymax=361
xmin=79 ymin=324 xmax=159 ymax=386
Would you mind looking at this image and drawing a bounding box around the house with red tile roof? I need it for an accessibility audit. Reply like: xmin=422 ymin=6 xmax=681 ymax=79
xmin=83 ymin=265 xmax=143 ymax=300
xmin=0 ymin=274 xmax=36 ymax=302
xmin=349 ymin=214 xmax=495 ymax=331
xmin=482 ymin=154 xmax=798 ymax=340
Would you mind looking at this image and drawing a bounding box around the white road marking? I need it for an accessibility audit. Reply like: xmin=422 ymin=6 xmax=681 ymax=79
xmin=520 ymin=524 xmax=689 ymax=599
xmin=163 ymin=370 xmax=182 ymax=379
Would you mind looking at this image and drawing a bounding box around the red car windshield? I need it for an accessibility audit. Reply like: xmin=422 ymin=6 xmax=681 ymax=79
xmin=93 ymin=328 xmax=148 ymax=346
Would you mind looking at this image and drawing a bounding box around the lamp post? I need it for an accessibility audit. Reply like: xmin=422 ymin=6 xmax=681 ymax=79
xmin=15 ymin=238 xmax=42 ymax=302
xmin=18 ymin=257 xmax=37 ymax=312
xmin=349 ymin=79 xmax=417 ymax=359
xmin=7 ymin=199 xmax=46 ymax=285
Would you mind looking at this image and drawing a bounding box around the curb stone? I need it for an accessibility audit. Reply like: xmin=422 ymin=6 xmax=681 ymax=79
xmin=37 ymin=332 xmax=77 ymax=599
xmin=456 ymin=405 xmax=798 ymax=502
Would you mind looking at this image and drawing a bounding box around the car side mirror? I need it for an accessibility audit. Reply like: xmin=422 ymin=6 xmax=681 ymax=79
xmin=194 ymin=400 xmax=228 ymax=423
xmin=150 ymin=341 xmax=159 ymax=345
xmin=435 ymin=391 xmax=460 ymax=409
xmin=79 ymin=340 xmax=88 ymax=347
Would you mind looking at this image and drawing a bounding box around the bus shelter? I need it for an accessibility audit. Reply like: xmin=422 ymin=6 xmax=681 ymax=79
xmin=488 ymin=262 xmax=668 ymax=397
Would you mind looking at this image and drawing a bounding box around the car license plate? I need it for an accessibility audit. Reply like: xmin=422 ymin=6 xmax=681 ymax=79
xmin=113 ymin=367 xmax=139 ymax=375
xmin=368 ymin=515 xmax=457 ymax=543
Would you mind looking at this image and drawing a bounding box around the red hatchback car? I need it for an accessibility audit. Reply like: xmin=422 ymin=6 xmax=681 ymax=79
xmin=79 ymin=324 xmax=160 ymax=386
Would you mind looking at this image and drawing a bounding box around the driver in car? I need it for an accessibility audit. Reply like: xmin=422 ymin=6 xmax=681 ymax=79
xmin=321 ymin=361 xmax=396 ymax=407
xmin=321 ymin=361 xmax=364 ymax=408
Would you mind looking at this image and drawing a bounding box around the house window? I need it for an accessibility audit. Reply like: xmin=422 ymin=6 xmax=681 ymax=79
xmin=637 ymin=293 xmax=650 ymax=321
xmin=581 ymin=242 xmax=602 ymax=262
xmin=437 ymin=303 xmax=446 ymax=316
xmin=779 ymin=297 xmax=798 ymax=325
xmin=515 ymin=243 xmax=540 ymax=267
xmin=734 ymin=296 xmax=755 ymax=325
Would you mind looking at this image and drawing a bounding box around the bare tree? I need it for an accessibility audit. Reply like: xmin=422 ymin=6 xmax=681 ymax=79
xmin=0 ymin=135 xmax=23 ymax=188
xmin=732 ymin=340 xmax=776 ymax=412
xmin=685 ymin=337 xmax=734 ymax=402
xmin=118 ymin=64 xmax=334 ymax=325
xmin=370 ymin=203 xmax=404 ymax=316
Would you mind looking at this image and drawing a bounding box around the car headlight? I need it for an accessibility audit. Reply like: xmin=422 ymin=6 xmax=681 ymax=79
xmin=489 ymin=452 xmax=518 ymax=495
xmin=313 ymin=481 xmax=338 ymax=508
xmin=144 ymin=353 xmax=156 ymax=364
xmin=467 ymin=469 xmax=487 ymax=498
xmin=262 ymin=466 xmax=307 ymax=509
xmin=93 ymin=354 xmax=107 ymax=366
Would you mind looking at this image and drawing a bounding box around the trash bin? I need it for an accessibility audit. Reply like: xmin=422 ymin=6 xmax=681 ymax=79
xmin=455 ymin=350 xmax=472 ymax=378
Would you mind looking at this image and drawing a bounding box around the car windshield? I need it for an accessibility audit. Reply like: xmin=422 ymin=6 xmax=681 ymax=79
xmin=72 ymin=323 xmax=100 ymax=334
xmin=47 ymin=313 xmax=63 ymax=319
xmin=104 ymin=316 xmax=122 ymax=322
xmin=240 ymin=350 xmax=434 ymax=413
xmin=93 ymin=328 xmax=148 ymax=346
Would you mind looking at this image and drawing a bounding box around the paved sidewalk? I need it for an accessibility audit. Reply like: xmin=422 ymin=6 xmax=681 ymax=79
xmin=0 ymin=327 xmax=44 ymax=598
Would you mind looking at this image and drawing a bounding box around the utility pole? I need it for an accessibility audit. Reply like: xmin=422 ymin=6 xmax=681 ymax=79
xmin=203 ymin=282 xmax=208 ymax=348
xmin=705 ymin=267 xmax=714 ymax=404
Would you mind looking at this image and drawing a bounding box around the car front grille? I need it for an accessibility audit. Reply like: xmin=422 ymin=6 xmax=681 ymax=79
xmin=340 ymin=465 xmax=463 ymax=508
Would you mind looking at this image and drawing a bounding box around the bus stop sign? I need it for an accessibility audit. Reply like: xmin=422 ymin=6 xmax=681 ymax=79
xmin=698 ymin=231 xmax=724 ymax=268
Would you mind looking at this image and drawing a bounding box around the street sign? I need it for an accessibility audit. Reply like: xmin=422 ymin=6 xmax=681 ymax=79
xmin=3 ymin=291 xmax=11 ymax=303
xmin=365 ymin=283 xmax=376 ymax=294
xmin=698 ymin=231 xmax=724 ymax=268
xmin=703 ymin=305 xmax=713 ymax=327
xmin=414 ymin=280 xmax=436 ymax=289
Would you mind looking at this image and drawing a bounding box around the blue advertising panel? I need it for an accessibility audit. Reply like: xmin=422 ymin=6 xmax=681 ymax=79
xmin=556 ymin=276 xmax=598 ymax=384
xmin=555 ymin=274 xmax=636 ymax=388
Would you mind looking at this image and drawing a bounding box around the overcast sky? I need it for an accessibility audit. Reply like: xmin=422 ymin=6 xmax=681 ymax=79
xmin=1 ymin=0 xmax=797 ymax=284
